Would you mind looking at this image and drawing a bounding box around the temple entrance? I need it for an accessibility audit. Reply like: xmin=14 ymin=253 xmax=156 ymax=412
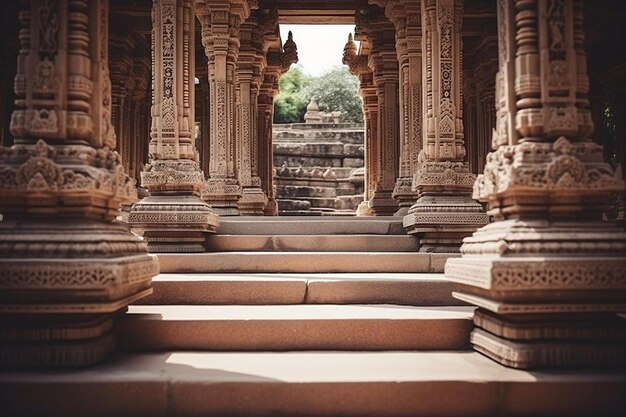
xmin=272 ymin=25 xmax=365 ymax=216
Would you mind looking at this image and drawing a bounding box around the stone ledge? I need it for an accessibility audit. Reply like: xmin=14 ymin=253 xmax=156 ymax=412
xmin=2 ymin=351 xmax=624 ymax=416
xmin=117 ymin=304 xmax=474 ymax=351
xmin=135 ymin=272 xmax=466 ymax=306
xmin=156 ymin=252 xmax=459 ymax=273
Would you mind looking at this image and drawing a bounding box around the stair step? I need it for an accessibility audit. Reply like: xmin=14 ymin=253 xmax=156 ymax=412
xmin=205 ymin=234 xmax=420 ymax=252
xmin=217 ymin=216 xmax=406 ymax=235
xmin=117 ymin=305 xmax=474 ymax=351
xmin=157 ymin=252 xmax=456 ymax=273
xmin=3 ymin=351 xmax=623 ymax=417
xmin=136 ymin=273 xmax=465 ymax=305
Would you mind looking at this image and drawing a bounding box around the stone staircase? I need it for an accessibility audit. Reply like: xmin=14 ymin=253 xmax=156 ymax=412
xmin=2 ymin=217 xmax=625 ymax=416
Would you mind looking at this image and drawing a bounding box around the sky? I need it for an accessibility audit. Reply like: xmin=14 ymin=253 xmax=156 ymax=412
xmin=279 ymin=24 xmax=359 ymax=76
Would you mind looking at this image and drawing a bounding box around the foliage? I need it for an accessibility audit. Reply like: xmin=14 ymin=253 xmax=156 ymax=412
xmin=306 ymin=66 xmax=363 ymax=123
xmin=273 ymin=66 xmax=312 ymax=124
xmin=273 ymin=65 xmax=363 ymax=124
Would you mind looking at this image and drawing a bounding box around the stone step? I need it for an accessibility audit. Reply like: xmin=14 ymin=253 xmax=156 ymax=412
xmin=136 ymin=272 xmax=465 ymax=305
xmin=118 ymin=305 xmax=474 ymax=351
xmin=205 ymin=234 xmax=419 ymax=252
xmin=3 ymin=351 xmax=623 ymax=417
xmin=217 ymin=216 xmax=405 ymax=235
xmin=157 ymin=252 xmax=456 ymax=273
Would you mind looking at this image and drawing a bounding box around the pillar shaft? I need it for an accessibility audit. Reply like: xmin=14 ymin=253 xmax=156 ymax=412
xmin=198 ymin=0 xmax=254 ymax=215
xmin=129 ymin=0 xmax=218 ymax=252
xmin=403 ymin=0 xmax=488 ymax=252
xmin=355 ymin=8 xmax=400 ymax=216
xmin=445 ymin=0 xmax=626 ymax=369
xmin=0 ymin=0 xmax=158 ymax=369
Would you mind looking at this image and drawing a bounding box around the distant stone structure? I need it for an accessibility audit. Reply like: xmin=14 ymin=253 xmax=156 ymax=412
xmin=273 ymin=120 xmax=365 ymax=215
xmin=304 ymin=97 xmax=341 ymax=124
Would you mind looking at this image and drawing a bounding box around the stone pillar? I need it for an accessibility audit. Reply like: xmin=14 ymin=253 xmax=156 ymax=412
xmin=355 ymin=8 xmax=400 ymax=216
xmin=196 ymin=75 xmax=211 ymax=177
xmin=257 ymin=83 xmax=277 ymax=215
xmin=445 ymin=0 xmax=626 ymax=369
xmin=0 ymin=0 xmax=159 ymax=369
xmin=236 ymin=17 xmax=267 ymax=215
xmin=375 ymin=1 xmax=423 ymax=216
xmin=129 ymin=0 xmax=218 ymax=252
xmin=198 ymin=0 xmax=254 ymax=215
xmin=343 ymin=33 xmax=377 ymax=212
xmin=404 ymin=0 xmax=488 ymax=252
xmin=258 ymin=25 xmax=297 ymax=216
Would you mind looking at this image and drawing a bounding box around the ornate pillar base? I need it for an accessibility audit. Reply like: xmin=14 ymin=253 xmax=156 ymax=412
xmin=370 ymin=190 xmax=399 ymax=216
xmin=238 ymin=186 xmax=268 ymax=216
xmin=445 ymin=140 xmax=626 ymax=369
xmin=202 ymin=178 xmax=242 ymax=216
xmin=404 ymin=161 xmax=487 ymax=252
xmin=392 ymin=176 xmax=419 ymax=216
xmin=404 ymin=194 xmax=488 ymax=252
xmin=129 ymin=195 xmax=218 ymax=252
xmin=446 ymin=219 xmax=626 ymax=369
xmin=0 ymin=219 xmax=158 ymax=369
xmin=130 ymin=160 xmax=219 ymax=252
xmin=264 ymin=198 xmax=278 ymax=216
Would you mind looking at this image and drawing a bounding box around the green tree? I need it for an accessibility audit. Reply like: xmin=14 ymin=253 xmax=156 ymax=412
xmin=305 ymin=66 xmax=363 ymax=123
xmin=273 ymin=65 xmax=363 ymax=124
xmin=273 ymin=65 xmax=311 ymax=124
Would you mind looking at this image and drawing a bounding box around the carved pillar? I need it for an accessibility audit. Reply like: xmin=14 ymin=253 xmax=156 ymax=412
xmin=0 ymin=0 xmax=158 ymax=369
xmin=258 ymin=24 xmax=297 ymax=216
xmin=403 ymin=0 xmax=488 ymax=252
xmin=235 ymin=17 xmax=267 ymax=215
xmin=343 ymin=34 xmax=377 ymax=215
xmin=198 ymin=0 xmax=254 ymax=215
xmin=257 ymin=82 xmax=277 ymax=215
xmin=445 ymin=0 xmax=626 ymax=369
xmin=356 ymin=8 xmax=400 ymax=216
xmin=375 ymin=1 xmax=423 ymax=216
xmin=129 ymin=0 xmax=218 ymax=252
xmin=196 ymin=75 xmax=211 ymax=176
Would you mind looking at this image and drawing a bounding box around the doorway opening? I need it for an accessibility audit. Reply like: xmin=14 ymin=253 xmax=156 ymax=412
xmin=273 ymin=24 xmax=365 ymax=216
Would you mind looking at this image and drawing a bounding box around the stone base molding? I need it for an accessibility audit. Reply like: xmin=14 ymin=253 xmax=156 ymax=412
xmin=0 ymin=218 xmax=158 ymax=369
xmin=392 ymin=176 xmax=418 ymax=217
xmin=404 ymin=160 xmax=488 ymax=252
xmin=404 ymin=195 xmax=489 ymax=252
xmin=370 ymin=190 xmax=399 ymax=217
xmin=238 ymin=186 xmax=269 ymax=216
xmin=129 ymin=195 xmax=218 ymax=253
xmin=264 ymin=197 xmax=279 ymax=216
xmin=202 ymin=179 xmax=243 ymax=216
xmin=446 ymin=139 xmax=626 ymax=369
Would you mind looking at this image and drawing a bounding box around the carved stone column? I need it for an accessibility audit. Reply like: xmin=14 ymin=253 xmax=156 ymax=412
xmin=235 ymin=17 xmax=266 ymax=215
xmin=343 ymin=34 xmax=377 ymax=215
xmin=373 ymin=1 xmax=423 ymax=216
xmin=198 ymin=0 xmax=254 ymax=215
xmin=404 ymin=0 xmax=488 ymax=251
xmin=445 ymin=0 xmax=626 ymax=369
xmin=0 ymin=0 xmax=159 ymax=369
xmin=257 ymin=85 xmax=276 ymax=215
xmin=129 ymin=0 xmax=218 ymax=252
xmin=257 ymin=25 xmax=297 ymax=216
xmin=356 ymin=8 xmax=400 ymax=216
